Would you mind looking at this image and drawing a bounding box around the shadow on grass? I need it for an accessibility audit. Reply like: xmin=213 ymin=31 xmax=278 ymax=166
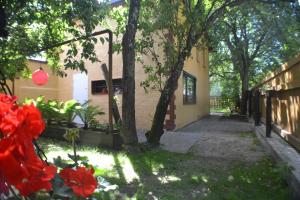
xmin=97 ymin=150 xmax=293 ymax=200
xmin=39 ymin=138 xmax=292 ymax=200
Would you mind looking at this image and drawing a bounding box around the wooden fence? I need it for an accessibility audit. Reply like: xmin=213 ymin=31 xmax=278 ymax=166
xmin=249 ymin=54 xmax=300 ymax=151
xmin=210 ymin=96 xmax=230 ymax=111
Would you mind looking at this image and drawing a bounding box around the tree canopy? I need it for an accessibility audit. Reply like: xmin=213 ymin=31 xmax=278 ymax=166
xmin=109 ymin=0 xmax=246 ymax=144
xmin=209 ymin=0 xmax=300 ymax=111
xmin=0 ymin=0 xmax=107 ymax=80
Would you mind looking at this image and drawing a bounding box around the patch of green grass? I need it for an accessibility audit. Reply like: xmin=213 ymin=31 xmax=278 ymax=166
xmin=38 ymin=138 xmax=292 ymax=200
xmin=238 ymin=132 xmax=262 ymax=151
xmin=204 ymin=158 xmax=291 ymax=200
xmin=210 ymin=107 xmax=231 ymax=113
xmin=239 ymin=131 xmax=256 ymax=138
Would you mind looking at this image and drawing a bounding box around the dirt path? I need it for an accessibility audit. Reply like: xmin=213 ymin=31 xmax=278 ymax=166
xmin=181 ymin=114 xmax=267 ymax=162
xmin=139 ymin=114 xmax=267 ymax=162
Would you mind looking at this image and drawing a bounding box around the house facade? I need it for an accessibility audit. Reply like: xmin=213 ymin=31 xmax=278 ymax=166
xmin=12 ymin=13 xmax=209 ymax=130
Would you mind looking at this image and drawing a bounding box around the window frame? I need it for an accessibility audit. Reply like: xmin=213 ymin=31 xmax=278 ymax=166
xmin=91 ymin=78 xmax=123 ymax=95
xmin=183 ymin=71 xmax=197 ymax=105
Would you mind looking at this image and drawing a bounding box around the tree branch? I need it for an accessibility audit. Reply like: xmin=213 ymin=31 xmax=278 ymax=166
xmin=249 ymin=30 xmax=267 ymax=61
xmin=204 ymin=0 xmax=245 ymax=31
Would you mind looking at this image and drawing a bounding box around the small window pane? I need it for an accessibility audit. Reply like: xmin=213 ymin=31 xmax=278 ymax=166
xmin=183 ymin=72 xmax=196 ymax=104
xmin=91 ymin=78 xmax=123 ymax=95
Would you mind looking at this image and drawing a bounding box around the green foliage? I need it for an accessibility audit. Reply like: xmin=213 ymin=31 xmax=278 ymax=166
xmin=206 ymin=158 xmax=291 ymax=200
xmin=109 ymin=0 xmax=239 ymax=92
xmin=24 ymin=96 xmax=81 ymax=127
xmin=60 ymin=99 xmax=81 ymax=127
xmin=210 ymin=73 xmax=240 ymax=111
xmin=39 ymin=138 xmax=292 ymax=200
xmin=75 ymin=100 xmax=105 ymax=129
xmin=209 ymin=0 xmax=300 ymax=101
xmin=0 ymin=0 xmax=108 ymax=80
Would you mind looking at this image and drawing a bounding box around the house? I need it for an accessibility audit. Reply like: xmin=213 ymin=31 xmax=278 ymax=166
xmin=12 ymin=2 xmax=210 ymax=131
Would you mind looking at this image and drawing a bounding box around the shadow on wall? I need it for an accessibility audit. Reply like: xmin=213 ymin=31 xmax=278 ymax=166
xmin=271 ymin=88 xmax=300 ymax=139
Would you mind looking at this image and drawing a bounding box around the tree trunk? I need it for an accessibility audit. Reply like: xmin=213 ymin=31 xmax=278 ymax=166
xmin=121 ymin=0 xmax=140 ymax=146
xmin=146 ymin=58 xmax=185 ymax=145
xmin=240 ymin=69 xmax=249 ymax=115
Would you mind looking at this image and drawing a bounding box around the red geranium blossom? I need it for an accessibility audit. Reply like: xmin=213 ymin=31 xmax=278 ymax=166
xmin=0 ymin=103 xmax=45 ymax=141
xmin=15 ymin=150 xmax=57 ymax=196
xmin=0 ymin=93 xmax=56 ymax=196
xmin=60 ymin=167 xmax=97 ymax=198
xmin=0 ymin=138 xmax=57 ymax=196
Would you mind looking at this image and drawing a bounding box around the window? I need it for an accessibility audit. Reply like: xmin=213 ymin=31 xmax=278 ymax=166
xmin=91 ymin=78 xmax=123 ymax=95
xmin=183 ymin=71 xmax=196 ymax=104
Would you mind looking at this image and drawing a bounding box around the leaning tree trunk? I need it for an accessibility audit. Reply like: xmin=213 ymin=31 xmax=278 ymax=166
xmin=146 ymin=25 xmax=198 ymax=145
xmin=146 ymin=58 xmax=186 ymax=145
xmin=121 ymin=0 xmax=140 ymax=146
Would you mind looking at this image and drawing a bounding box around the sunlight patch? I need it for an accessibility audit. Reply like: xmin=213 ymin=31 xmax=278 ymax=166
xmin=45 ymin=150 xmax=116 ymax=170
xmin=117 ymin=155 xmax=140 ymax=183
xmin=158 ymin=175 xmax=181 ymax=184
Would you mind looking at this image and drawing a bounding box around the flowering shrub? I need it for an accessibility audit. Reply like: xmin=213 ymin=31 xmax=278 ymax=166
xmin=60 ymin=167 xmax=97 ymax=198
xmin=0 ymin=93 xmax=97 ymax=199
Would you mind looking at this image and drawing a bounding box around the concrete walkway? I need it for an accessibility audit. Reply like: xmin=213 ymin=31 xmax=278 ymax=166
xmin=138 ymin=114 xmax=267 ymax=162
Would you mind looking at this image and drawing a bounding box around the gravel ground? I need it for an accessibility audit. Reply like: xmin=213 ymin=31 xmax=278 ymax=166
xmin=139 ymin=114 xmax=268 ymax=163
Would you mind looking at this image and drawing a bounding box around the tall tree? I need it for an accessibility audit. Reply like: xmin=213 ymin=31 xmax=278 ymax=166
xmin=142 ymin=0 xmax=244 ymax=145
xmin=121 ymin=0 xmax=140 ymax=146
xmin=209 ymin=0 xmax=300 ymax=114
xmin=0 ymin=0 xmax=107 ymax=82
xmin=109 ymin=0 xmax=244 ymax=145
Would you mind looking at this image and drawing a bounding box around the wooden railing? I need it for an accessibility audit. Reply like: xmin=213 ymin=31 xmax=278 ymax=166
xmin=249 ymin=54 xmax=300 ymax=151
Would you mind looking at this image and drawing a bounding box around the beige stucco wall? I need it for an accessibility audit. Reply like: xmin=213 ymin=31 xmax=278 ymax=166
xmin=13 ymin=48 xmax=209 ymax=130
xmin=174 ymin=47 xmax=210 ymax=129
xmin=13 ymin=25 xmax=209 ymax=130
xmin=56 ymin=36 xmax=163 ymax=129
xmin=13 ymin=60 xmax=59 ymax=103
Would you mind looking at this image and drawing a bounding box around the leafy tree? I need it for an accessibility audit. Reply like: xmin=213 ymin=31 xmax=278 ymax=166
xmin=209 ymin=0 xmax=300 ymax=114
xmin=0 ymin=0 xmax=107 ymax=84
xmin=140 ymin=0 xmax=244 ymax=145
xmin=110 ymin=0 xmax=244 ymax=145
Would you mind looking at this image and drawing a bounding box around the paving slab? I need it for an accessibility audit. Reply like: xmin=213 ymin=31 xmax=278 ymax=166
xmin=138 ymin=130 xmax=202 ymax=153
xmin=178 ymin=115 xmax=253 ymax=133
xmin=138 ymin=114 xmax=266 ymax=161
xmin=189 ymin=131 xmax=267 ymax=162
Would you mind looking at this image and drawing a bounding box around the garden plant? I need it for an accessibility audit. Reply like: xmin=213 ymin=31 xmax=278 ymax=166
xmin=0 ymin=93 xmax=99 ymax=199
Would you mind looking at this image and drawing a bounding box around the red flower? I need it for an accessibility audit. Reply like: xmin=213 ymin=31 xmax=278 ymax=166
xmin=0 ymin=93 xmax=54 ymax=196
xmin=0 ymin=138 xmax=28 ymax=185
xmin=0 ymin=108 xmax=25 ymax=137
xmin=0 ymin=94 xmax=17 ymax=104
xmin=0 ymin=104 xmax=45 ymax=140
xmin=15 ymin=154 xmax=57 ymax=196
xmin=60 ymin=167 xmax=97 ymax=198
xmin=20 ymin=104 xmax=45 ymax=140
xmin=0 ymin=94 xmax=17 ymax=117
xmin=0 ymin=138 xmax=57 ymax=196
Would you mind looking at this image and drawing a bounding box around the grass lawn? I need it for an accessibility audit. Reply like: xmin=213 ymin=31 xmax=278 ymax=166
xmin=210 ymin=107 xmax=231 ymax=113
xmin=38 ymin=138 xmax=292 ymax=200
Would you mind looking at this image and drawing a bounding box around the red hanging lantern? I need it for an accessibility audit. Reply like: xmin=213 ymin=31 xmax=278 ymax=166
xmin=32 ymin=68 xmax=49 ymax=86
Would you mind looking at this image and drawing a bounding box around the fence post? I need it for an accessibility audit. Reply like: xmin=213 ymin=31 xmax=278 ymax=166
xmin=266 ymin=90 xmax=276 ymax=137
xmin=248 ymin=90 xmax=252 ymax=117
xmin=254 ymin=90 xmax=261 ymax=126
